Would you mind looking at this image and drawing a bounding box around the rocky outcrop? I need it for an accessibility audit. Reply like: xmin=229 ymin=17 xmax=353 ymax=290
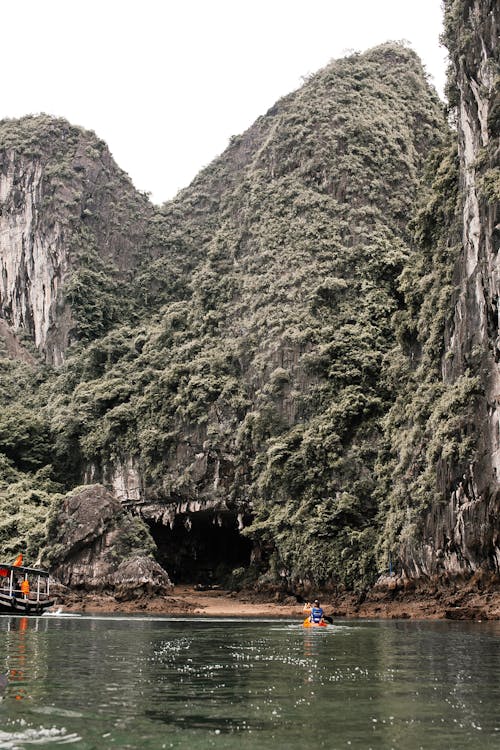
xmin=84 ymin=457 xmax=144 ymax=503
xmin=402 ymin=486 xmax=500 ymax=578
xmin=45 ymin=484 xmax=172 ymax=596
xmin=0 ymin=149 xmax=68 ymax=363
xmin=0 ymin=318 xmax=35 ymax=363
xmin=0 ymin=116 xmax=152 ymax=363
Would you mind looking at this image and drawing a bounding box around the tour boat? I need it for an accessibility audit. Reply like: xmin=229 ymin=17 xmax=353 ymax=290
xmin=0 ymin=563 xmax=55 ymax=615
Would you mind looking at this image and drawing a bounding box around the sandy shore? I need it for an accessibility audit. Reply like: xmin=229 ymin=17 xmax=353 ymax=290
xmin=58 ymin=583 xmax=500 ymax=621
xmin=60 ymin=586 xmax=299 ymax=618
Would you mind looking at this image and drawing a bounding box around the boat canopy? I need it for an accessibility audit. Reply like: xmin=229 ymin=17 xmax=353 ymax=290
xmin=0 ymin=564 xmax=49 ymax=578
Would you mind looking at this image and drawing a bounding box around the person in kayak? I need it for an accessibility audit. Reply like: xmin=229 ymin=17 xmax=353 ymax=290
xmin=305 ymin=599 xmax=324 ymax=624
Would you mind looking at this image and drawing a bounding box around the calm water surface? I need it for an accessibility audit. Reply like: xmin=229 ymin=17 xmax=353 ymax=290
xmin=0 ymin=614 xmax=499 ymax=749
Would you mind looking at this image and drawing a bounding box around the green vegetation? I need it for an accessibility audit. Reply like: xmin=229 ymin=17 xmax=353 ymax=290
xmin=0 ymin=356 xmax=63 ymax=561
xmin=0 ymin=42 xmax=466 ymax=589
xmin=374 ymin=0 xmax=499 ymax=573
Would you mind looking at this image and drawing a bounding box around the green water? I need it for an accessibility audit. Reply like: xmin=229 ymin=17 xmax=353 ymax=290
xmin=0 ymin=615 xmax=499 ymax=749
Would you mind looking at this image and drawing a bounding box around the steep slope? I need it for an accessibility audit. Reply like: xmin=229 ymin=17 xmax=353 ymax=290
xmin=0 ymin=115 xmax=153 ymax=364
xmin=45 ymin=44 xmax=446 ymax=587
xmin=0 ymin=115 xmax=156 ymax=566
xmin=2 ymin=10 xmax=497 ymax=601
xmin=379 ymin=0 xmax=499 ymax=582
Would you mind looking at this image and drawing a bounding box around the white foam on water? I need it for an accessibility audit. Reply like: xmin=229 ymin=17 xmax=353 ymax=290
xmin=0 ymin=724 xmax=81 ymax=749
xmin=42 ymin=609 xmax=81 ymax=618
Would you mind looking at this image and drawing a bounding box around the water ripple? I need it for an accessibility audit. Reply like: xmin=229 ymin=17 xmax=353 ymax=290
xmin=0 ymin=724 xmax=81 ymax=749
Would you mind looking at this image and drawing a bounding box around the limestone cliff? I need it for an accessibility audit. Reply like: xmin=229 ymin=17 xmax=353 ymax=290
xmin=423 ymin=0 xmax=499 ymax=577
xmin=0 ymin=116 xmax=152 ymax=363
xmin=1 ymin=15 xmax=498 ymax=597
xmin=380 ymin=0 xmax=499 ymax=583
xmin=50 ymin=44 xmax=445 ymax=588
xmin=444 ymin=0 xmax=499 ymax=470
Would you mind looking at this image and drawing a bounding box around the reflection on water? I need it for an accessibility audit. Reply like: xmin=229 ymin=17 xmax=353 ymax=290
xmin=0 ymin=615 xmax=499 ymax=749
xmin=11 ymin=618 xmax=28 ymax=702
xmin=3 ymin=616 xmax=45 ymax=703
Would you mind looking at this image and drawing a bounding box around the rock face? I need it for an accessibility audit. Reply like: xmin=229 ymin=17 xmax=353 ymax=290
xmin=445 ymin=0 xmax=499 ymax=477
xmin=1 ymin=47 xmax=448 ymax=591
xmin=45 ymin=484 xmax=172 ymax=597
xmin=0 ymin=149 xmax=66 ymax=363
xmin=66 ymin=43 xmax=446 ymax=589
xmin=396 ymin=0 xmax=500 ymax=580
xmin=0 ymin=116 xmax=152 ymax=363
xmin=0 ymin=318 xmax=35 ymax=362
xmin=437 ymin=0 xmax=499 ymax=577
xmin=1 ymin=18 xmax=498 ymax=595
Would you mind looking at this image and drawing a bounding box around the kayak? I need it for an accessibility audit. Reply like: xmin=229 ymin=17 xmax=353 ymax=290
xmin=303 ymin=618 xmax=328 ymax=628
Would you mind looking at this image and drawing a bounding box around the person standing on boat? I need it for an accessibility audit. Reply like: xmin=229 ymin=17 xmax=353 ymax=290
xmin=20 ymin=579 xmax=30 ymax=599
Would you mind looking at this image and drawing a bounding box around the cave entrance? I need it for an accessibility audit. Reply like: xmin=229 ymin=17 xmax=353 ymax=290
xmin=147 ymin=510 xmax=253 ymax=585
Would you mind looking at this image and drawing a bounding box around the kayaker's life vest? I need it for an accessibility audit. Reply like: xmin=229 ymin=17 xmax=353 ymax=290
xmin=311 ymin=606 xmax=323 ymax=623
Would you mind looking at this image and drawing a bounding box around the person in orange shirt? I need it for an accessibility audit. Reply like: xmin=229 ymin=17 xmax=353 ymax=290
xmin=20 ymin=579 xmax=30 ymax=598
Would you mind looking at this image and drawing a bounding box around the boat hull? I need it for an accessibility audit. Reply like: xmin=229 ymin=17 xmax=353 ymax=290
xmin=0 ymin=592 xmax=55 ymax=616
xmin=303 ymin=618 xmax=328 ymax=628
xmin=0 ymin=562 xmax=54 ymax=615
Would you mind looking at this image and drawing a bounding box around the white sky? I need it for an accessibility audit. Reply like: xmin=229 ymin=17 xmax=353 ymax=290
xmin=2 ymin=0 xmax=447 ymax=204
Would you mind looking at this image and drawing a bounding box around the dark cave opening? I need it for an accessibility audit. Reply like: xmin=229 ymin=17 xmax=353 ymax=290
xmin=147 ymin=510 xmax=254 ymax=585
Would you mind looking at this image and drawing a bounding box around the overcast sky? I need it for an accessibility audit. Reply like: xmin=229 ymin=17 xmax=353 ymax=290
xmin=2 ymin=0 xmax=447 ymax=204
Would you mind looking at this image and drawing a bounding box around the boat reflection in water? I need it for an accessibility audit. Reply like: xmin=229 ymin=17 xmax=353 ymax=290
xmin=2 ymin=615 xmax=50 ymax=703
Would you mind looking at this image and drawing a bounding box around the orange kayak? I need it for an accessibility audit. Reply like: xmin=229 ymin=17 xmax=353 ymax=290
xmin=303 ymin=618 xmax=328 ymax=628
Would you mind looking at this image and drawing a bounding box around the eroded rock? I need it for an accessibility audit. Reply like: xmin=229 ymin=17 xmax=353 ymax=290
xmin=45 ymin=484 xmax=172 ymax=597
